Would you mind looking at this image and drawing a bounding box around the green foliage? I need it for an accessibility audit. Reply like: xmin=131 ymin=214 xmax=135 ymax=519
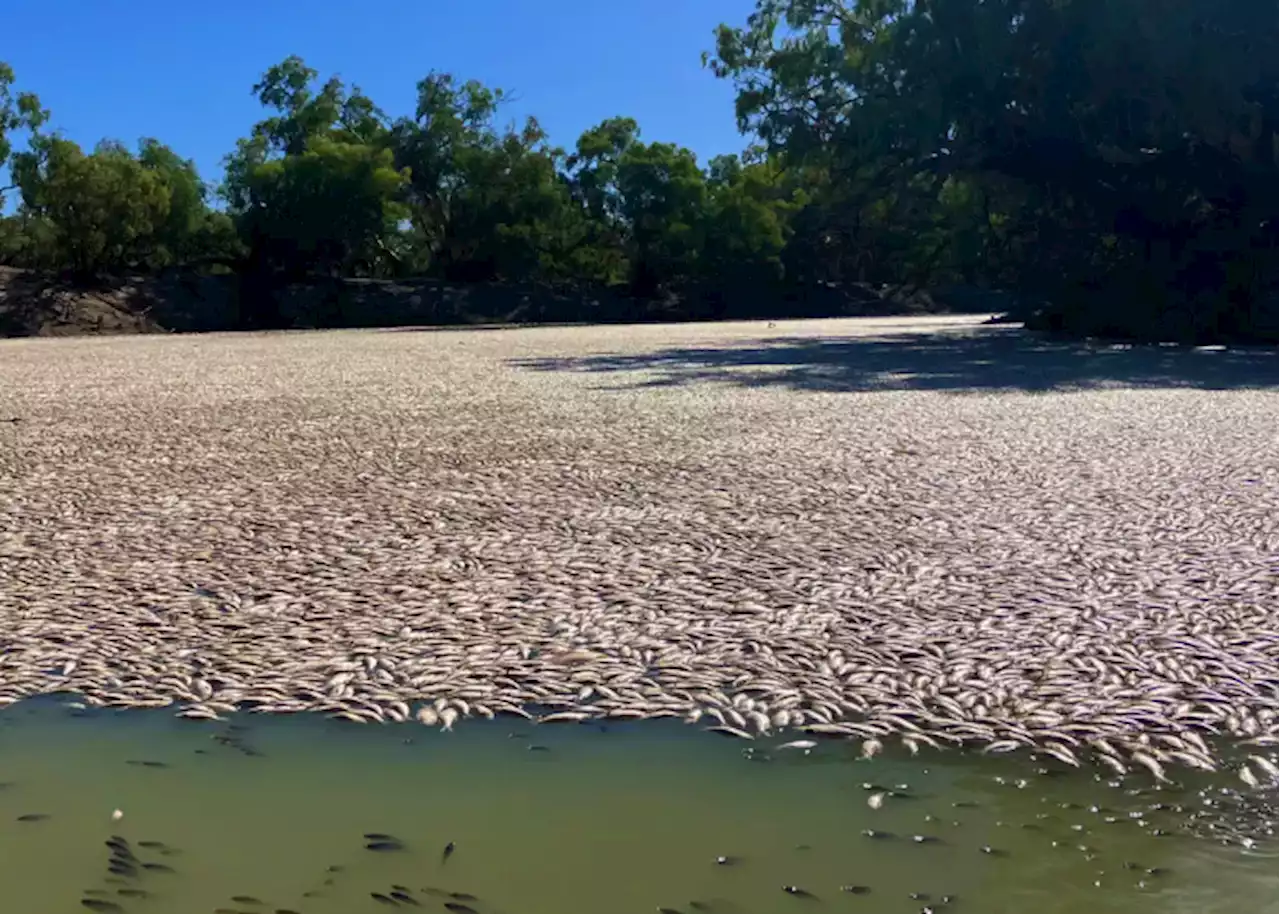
xmin=0 ymin=17 xmax=1274 ymax=343
xmin=223 ymin=57 xmax=407 ymax=278
xmin=0 ymin=62 xmax=49 ymax=210
xmin=707 ymin=0 xmax=1278 ymax=340
xmin=10 ymin=137 xmax=172 ymax=274
xmin=389 ymin=75 xmax=575 ymax=281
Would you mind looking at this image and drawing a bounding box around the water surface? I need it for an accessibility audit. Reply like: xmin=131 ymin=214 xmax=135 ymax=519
xmin=0 ymin=698 xmax=1273 ymax=914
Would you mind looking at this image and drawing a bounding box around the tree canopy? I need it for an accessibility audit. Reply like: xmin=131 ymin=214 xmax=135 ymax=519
xmin=1 ymin=1 xmax=1275 ymax=342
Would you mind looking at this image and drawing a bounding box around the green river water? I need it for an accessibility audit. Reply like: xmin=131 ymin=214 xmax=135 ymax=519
xmin=0 ymin=697 xmax=1273 ymax=914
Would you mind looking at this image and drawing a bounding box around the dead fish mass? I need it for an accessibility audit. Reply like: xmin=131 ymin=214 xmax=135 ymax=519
xmin=0 ymin=318 xmax=1275 ymax=777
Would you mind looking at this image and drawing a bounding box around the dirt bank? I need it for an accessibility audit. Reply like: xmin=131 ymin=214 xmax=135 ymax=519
xmin=0 ymin=267 xmax=1013 ymax=337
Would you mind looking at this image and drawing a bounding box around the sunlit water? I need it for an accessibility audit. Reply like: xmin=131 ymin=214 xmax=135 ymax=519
xmin=0 ymin=697 xmax=1273 ymax=914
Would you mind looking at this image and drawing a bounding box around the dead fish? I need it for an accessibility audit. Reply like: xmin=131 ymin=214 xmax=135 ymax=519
xmin=776 ymin=740 xmax=818 ymax=751
xmin=365 ymin=840 xmax=404 ymax=852
xmin=442 ymin=840 xmax=456 ymax=863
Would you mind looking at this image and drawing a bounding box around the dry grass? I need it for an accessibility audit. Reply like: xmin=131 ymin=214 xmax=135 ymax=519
xmin=0 ymin=316 xmax=1275 ymax=773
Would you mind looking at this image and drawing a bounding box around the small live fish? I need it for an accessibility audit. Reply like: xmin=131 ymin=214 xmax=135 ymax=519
xmin=365 ymin=840 xmax=404 ymax=852
xmin=442 ymin=840 xmax=456 ymax=863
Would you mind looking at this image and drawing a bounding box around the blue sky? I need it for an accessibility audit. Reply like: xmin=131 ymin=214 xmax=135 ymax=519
xmin=3 ymin=0 xmax=757 ymax=191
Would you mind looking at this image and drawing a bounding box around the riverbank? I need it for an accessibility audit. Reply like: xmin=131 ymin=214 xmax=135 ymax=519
xmin=0 ymin=266 xmax=1008 ymax=338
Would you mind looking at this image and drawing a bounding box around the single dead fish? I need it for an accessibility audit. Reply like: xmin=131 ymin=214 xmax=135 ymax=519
xmin=776 ymin=740 xmax=818 ymax=751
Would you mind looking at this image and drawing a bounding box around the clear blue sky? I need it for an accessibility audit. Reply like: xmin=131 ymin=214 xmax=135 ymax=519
xmin=3 ymin=0 xmax=757 ymax=190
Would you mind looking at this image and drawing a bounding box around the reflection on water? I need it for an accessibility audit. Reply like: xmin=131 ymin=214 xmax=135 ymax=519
xmin=0 ymin=696 xmax=1273 ymax=914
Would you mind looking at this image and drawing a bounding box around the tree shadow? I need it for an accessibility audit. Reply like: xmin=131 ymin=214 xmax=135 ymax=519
xmin=509 ymin=326 xmax=1278 ymax=393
